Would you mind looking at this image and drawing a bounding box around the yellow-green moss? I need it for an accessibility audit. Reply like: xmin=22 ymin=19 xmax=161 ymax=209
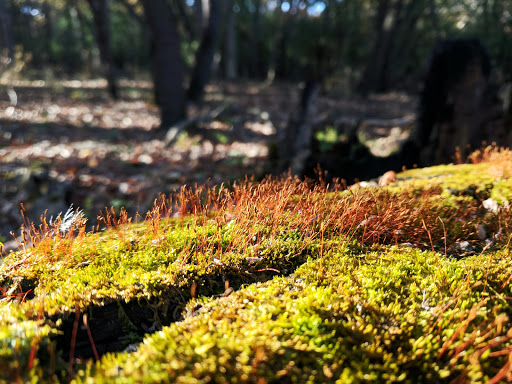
xmin=393 ymin=163 xmax=496 ymax=198
xmin=1 ymin=158 xmax=512 ymax=383
xmin=77 ymin=246 xmax=512 ymax=383
xmin=490 ymin=178 xmax=512 ymax=205
xmin=0 ymin=302 xmax=60 ymax=383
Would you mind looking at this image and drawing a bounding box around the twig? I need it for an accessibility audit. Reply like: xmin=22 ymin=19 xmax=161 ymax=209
xmin=422 ymin=219 xmax=435 ymax=253
xmin=254 ymin=268 xmax=281 ymax=274
xmin=68 ymin=302 xmax=80 ymax=381
xmin=83 ymin=313 xmax=99 ymax=361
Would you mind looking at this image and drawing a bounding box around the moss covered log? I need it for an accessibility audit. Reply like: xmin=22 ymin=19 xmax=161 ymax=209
xmin=1 ymin=147 xmax=512 ymax=383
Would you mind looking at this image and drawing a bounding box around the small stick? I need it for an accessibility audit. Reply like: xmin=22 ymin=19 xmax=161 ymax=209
xmin=83 ymin=313 xmax=99 ymax=361
xmin=254 ymin=268 xmax=281 ymax=274
xmin=68 ymin=302 xmax=80 ymax=381
xmin=191 ymin=282 xmax=197 ymax=299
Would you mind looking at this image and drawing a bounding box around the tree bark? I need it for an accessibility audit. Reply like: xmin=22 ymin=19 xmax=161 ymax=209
xmin=223 ymin=0 xmax=237 ymax=79
xmin=251 ymin=0 xmax=262 ymax=78
xmin=385 ymin=0 xmax=427 ymax=87
xmin=42 ymin=0 xmax=55 ymax=65
xmin=358 ymin=0 xmax=428 ymax=93
xmin=64 ymin=3 xmax=84 ymax=73
xmin=279 ymin=81 xmax=321 ymax=176
xmin=429 ymin=0 xmax=440 ymax=41
xmin=0 ymin=0 xmax=14 ymax=65
xmin=117 ymin=0 xmax=150 ymax=72
xmin=357 ymin=0 xmax=393 ymax=93
xmin=85 ymin=0 xmax=119 ymax=99
xmin=187 ymin=0 xmax=222 ymax=102
xmin=270 ymin=4 xmax=291 ymax=81
xmin=174 ymin=0 xmax=194 ymax=41
xmin=142 ymin=0 xmax=186 ymax=128
xmin=118 ymin=0 xmax=146 ymax=25
xmin=194 ymin=0 xmax=208 ymax=37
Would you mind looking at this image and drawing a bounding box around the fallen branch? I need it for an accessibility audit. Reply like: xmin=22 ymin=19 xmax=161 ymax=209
xmin=360 ymin=114 xmax=416 ymax=128
xmin=164 ymin=103 xmax=230 ymax=146
xmin=314 ymin=113 xmax=416 ymax=130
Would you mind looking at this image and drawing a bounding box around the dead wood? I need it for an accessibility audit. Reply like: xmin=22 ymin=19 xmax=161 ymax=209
xmin=164 ymin=103 xmax=230 ymax=146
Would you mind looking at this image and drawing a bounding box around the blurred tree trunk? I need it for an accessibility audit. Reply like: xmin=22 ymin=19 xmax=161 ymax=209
xmin=274 ymin=27 xmax=289 ymax=79
xmin=64 ymin=3 xmax=84 ymax=73
xmin=86 ymin=0 xmax=119 ymax=99
xmin=118 ymin=0 xmax=148 ymax=32
xmin=251 ymin=0 xmax=262 ymax=78
xmin=194 ymin=0 xmax=207 ymax=38
xmin=482 ymin=0 xmax=489 ymax=37
xmin=0 ymin=0 xmax=14 ymax=65
xmin=73 ymin=2 xmax=98 ymax=73
xmin=117 ymin=0 xmax=151 ymax=72
xmin=358 ymin=0 xmax=393 ymax=93
xmin=268 ymin=1 xmax=289 ymax=81
xmin=42 ymin=0 xmax=54 ymax=65
xmin=188 ymin=0 xmax=221 ymax=102
xmin=429 ymin=0 xmax=440 ymax=41
xmin=279 ymin=81 xmax=321 ymax=176
xmin=492 ymin=0 xmax=512 ymax=76
xmin=386 ymin=0 xmax=428 ymax=86
xmin=223 ymin=0 xmax=237 ymax=79
xmin=142 ymin=0 xmax=185 ymax=127
xmin=174 ymin=0 xmax=194 ymax=41
xmin=358 ymin=0 xmax=427 ymax=93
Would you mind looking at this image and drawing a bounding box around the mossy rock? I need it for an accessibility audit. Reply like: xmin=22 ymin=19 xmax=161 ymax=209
xmin=2 ymin=149 xmax=512 ymax=383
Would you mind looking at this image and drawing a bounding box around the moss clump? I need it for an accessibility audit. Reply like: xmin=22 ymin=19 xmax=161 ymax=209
xmin=1 ymin=148 xmax=512 ymax=382
xmin=490 ymin=178 xmax=512 ymax=205
xmin=0 ymin=303 xmax=60 ymax=383
xmin=78 ymin=246 xmax=512 ymax=383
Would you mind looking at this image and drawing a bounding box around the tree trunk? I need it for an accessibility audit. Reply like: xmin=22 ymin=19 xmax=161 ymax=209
xmin=118 ymin=0 xmax=145 ymax=24
xmin=42 ymin=0 xmax=54 ymax=65
xmin=223 ymin=0 xmax=237 ymax=79
xmin=142 ymin=0 xmax=186 ymax=128
xmin=64 ymin=4 xmax=84 ymax=73
xmin=0 ymin=0 xmax=14 ymax=65
xmin=359 ymin=0 xmax=419 ymax=93
xmin=194 ymin=0 xmax=208 ymax=38
xmin=251 ymin=0 xmax=262 ymax=78
xmin=268 ymin=2 xmax=290 ymax=81
xmin=359 ymin=0 xmax=428 ymax=93
xmin=174 ymin=0 xmax=194 ymax=41
xmin=117 ymin=0 xmax=150 ymax=72
xmin=187 ymin=0 xmax=221 ymax=102
xmin=429 ymin=0 xmax=440 ymax=41
xmin=357 ymin=0 xmax=393 ymax=93
xmin=384 ymin=0 xmax=427 ymax=87
xmin=279 ymin=81 xmax=321 ymax=176
xmin=86 ymin=0 xmax=119 ymax=99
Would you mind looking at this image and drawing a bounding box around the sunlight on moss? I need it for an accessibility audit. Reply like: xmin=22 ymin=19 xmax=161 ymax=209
xmin=77 ymin=246 xmax=512 ymax=383
xmin=1 ymin=149 xmax=512 ymax=382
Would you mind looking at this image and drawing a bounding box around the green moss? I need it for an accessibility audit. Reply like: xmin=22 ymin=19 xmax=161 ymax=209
xmin=0 ymin=303 xmax=60 ymax=383
xmin=394 ymin=163 xmax=495 ymax=197
xmin=1 ymin=159 xmax=512 ymax=382
xmin=0 ymin=218 xmax=314 ymax=317
xmin=77 ymin=246 xmax=512 ymax=383
xmin=490 ymin=178 xmax=512 ymax=205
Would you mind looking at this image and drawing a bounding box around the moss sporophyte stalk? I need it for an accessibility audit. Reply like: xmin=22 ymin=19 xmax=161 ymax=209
xmin=1 ymin=147 xmax=512 ymax=383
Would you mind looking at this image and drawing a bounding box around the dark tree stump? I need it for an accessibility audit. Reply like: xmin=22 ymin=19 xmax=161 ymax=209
xmin=417 ymin=39 xmax=502 ymax=165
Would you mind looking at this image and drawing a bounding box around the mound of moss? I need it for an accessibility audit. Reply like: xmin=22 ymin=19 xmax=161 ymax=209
xmin=1 ymin=148 xmax=512 ymax=383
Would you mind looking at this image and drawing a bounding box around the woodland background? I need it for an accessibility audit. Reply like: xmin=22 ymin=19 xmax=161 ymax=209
xmin=0 ymin=0 xmax=511 ymax=249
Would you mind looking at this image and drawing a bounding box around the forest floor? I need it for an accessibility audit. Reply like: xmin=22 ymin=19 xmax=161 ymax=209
xmin=0 ymin=79 xmax=416 ymax=249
